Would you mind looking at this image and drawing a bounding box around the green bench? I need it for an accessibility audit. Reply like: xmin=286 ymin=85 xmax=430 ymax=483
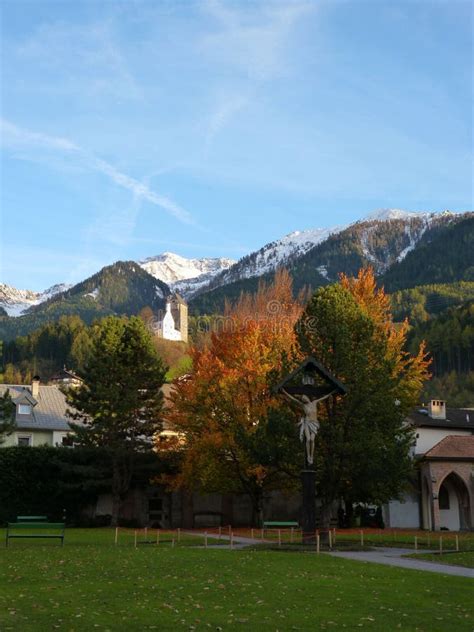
xmin=263 ymin=521 xmax=299 ymax=529
xmin=6 ymin=522 xmax=65 ymax=547
xmin=16 ymin=515 xmax=48 ymax=522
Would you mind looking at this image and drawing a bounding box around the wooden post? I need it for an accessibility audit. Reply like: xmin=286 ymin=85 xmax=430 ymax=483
xmin=144 ymin=527 xmax=148 ymax=540
xmin=278 ymin=529 xmax=281 ymax=547
xmin=134 ymin=530 xmax=137 ymax=549
xmin=328 ymin=529 xmax=332 ymax=549
xmin=360 ymin=530 xmax=364 ymax=546
xmin=290 ymin=527 xmax=294 ymax=543
xmin=316 ymin=533 xmax=320 ymax=554
xmin=114 ymin=526 xmax=119 ymax=545
xmin=156 ymin=530 xmax=160 ymax=545
xmin=251 ymin=528 xmax=254 ymax=539
xmin=205 ymin=532 xmax=208 ymax=548
xmin=261 ymin=528 xmax=264 ymax=540
xmin=218 ymin=526 xmax=222 ymax=540
xmin=177 ymin=528 xmax=181 ymax=543
xmin=455 ymin=535 xmax=459 ymax=552
xmin=333 ymin=528 xmax=336 ymax=544
xmin=414 ymin=536 xmax=418 ymax=551
xmin=439 ymin=536 xmax=442 ymax=554
xmin=228 ymin=525 xmax=231 ymax=536
xmin=230 ymin=532 xmax=234 ymax=549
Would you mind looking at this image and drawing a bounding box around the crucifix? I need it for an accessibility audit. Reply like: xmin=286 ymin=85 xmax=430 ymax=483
xmin=276 ymin=357 xmax=347 ymax=543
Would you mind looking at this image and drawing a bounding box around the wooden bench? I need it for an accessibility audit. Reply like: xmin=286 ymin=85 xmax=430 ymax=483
xmin=6 ymin=522 xmax=65 ymax=547
xmin=263 ymin=521 xmax=299 ymax=530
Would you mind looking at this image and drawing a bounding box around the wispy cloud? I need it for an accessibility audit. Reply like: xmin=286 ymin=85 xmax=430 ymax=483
xmin=200 ymin=1 xmax=313 ymax=149
xmin=0 ymin=119 xmax=194 ymax=225
xmin=201 ymin=0 xmax=314 ymax=81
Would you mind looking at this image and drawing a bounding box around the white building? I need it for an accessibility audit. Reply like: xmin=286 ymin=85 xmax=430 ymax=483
xmin=155 ymin=293 xmax=188 ymax=342
xmin=385 ymin=400 xmax=474 ymax=531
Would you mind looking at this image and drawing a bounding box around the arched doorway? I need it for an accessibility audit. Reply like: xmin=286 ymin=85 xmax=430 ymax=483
xmin=438 ymin=473 xmax=471 ymax=531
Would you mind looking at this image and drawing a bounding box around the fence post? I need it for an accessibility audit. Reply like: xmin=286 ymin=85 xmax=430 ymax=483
xmin=251 ymin=528 xmax=254 ymax=539
xmin=177 ymin=528 xmax=181 ymax=543
xmin=316 ymin=533 xmax=320 ymax=554
xmin=230 ymin=532 xmax=234 ymax=549
xmin=156 ymin=529 xmax=160 ymax=545
xmin=205 ymin=531 xmax=208 ymax=548
xmin=455 ymin=535 xmax=459 ymax=552
xmin=134 ymin=530 xmax=137 ymax=549
xmin=333 ymin=528 xmax=336 ymax=544
xmin=414 ymin=536 xmax=418 ymax=551
xmin=114 ymin=526 xmax=119 ymax=545
xmin=218 ymin=526 xmax=222 ymax=540
xmin=228 ymin=525 xmax=232 ymax=536
xmin=328 ymin=529 xmax=332 ymax=549
xmin=278 ymin=529 xmax=281 ymax=547
xmin=144 ymin=527 xmax=148 ymax=540
xmin=290 ymin=527 xmax=294 ymax=543
xmin=261 ymin=528 xmax=264 ymax=540
xmin=360 ymin=530 xmax=364 ymax=546
xmin=439 ymin=536 xmax=442 ymax=554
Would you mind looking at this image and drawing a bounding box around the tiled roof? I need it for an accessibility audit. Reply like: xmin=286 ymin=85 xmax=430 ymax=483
xmin=0 ymin=384 xmax=73 ymax=431
xmin=408 ymin=408 xmax=474 ymax=430
xmin=424 ymin=435 xmax=474 ymax=460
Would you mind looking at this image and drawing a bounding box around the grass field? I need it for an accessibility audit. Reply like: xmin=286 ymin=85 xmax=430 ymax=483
xmin=407 ymin=551 xmax=474 ymax=569
xmin=0 ymin=529 xmax=473 ymax=631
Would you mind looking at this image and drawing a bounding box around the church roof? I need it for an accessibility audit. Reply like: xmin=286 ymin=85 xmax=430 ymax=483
xmin=423 ymin=435 xmax=474 ymax=460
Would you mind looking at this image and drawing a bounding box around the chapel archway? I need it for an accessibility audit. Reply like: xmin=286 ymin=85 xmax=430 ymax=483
xmin=438 ymin=472 xmax=471 ymax=531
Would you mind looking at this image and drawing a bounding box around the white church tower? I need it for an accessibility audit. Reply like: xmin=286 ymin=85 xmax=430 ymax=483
xmin=155 ymin=293 xmax=188 ymax=342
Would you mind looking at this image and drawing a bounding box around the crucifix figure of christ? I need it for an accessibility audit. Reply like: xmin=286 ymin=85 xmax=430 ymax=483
xmin=282 ymin=387 xmax=336 ymax=466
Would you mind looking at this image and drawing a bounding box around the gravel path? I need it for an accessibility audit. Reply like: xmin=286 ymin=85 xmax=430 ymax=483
xmin=328 ymin=547 xmax=474 ymax=578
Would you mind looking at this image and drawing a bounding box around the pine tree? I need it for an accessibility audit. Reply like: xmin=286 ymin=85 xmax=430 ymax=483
xmin=67 ymin=316 xmax=167 ymax=525
xmin=0 ymin=389 xmax=15 ymax=444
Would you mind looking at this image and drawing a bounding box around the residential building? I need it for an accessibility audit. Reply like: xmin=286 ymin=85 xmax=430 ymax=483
xmin=0 ymin=377 xmax=74 ymax=447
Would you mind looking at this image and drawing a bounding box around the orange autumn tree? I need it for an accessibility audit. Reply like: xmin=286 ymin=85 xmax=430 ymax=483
xmin=297 ymin=267 xmax=431 ymax=529
xmin=162 ymin=270 xmax=304 ymax=525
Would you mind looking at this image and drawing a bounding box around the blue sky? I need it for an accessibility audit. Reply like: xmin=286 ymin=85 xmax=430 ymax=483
xmin=1 ymin=0 xmax=472 ymax=291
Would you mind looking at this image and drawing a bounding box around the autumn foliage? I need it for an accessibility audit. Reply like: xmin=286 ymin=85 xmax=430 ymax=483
xmin=161 ymin=270 xmax=304 ymax=521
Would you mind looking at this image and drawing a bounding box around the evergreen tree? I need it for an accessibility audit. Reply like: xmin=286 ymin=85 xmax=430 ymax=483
xmin=67 ymin=316 xmax=167 ymax=525
xmin=0 ymin=389 xmax=15 ymax=444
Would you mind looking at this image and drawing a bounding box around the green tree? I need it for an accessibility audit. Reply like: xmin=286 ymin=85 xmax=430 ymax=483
xmin=0 ymin=389 xmax=15 ymax=444
xmin=67 ymin=316 xmax=167 ymax=525
xmin=297 ymin=269 xmax=430 ymax=531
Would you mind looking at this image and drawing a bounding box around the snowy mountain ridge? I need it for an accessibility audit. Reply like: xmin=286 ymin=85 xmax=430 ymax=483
xmin=0 ymin=283 xmax=72 ymax=317
xmin=1 ymin=208 xmax=468 ymax=315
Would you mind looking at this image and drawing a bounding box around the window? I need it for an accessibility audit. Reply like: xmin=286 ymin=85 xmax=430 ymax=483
xmin=61 ymin=435 xmax=74 ymax=447
xmin=18 ymin=404 xmax=31 ymax=415
xmin=17 ymin=435 xmax=32 ymax=447
xmin=439 ymin=484 xmax=450 ymax=510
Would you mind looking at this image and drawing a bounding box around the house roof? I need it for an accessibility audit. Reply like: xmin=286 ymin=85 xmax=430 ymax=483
xmin=50 ymin=367 xmax=82 ymax=382
xmin=408 ymin=408 xmax=474 ymax=430
xmin=423 ymin=435 xmax=474 ymax=460
xmin=0 ymin=384 xmax=73 ymax=431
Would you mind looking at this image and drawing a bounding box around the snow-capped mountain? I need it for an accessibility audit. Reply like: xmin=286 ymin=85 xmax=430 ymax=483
xmin=200 ymin=226 xmax=345 ymax=293
xmin=0 ymin=283 xmax=71 ymax=316
xmin=1 ymin=208 xmax=469 ymax=319
xmin=139 ymin=252 xmax=236 ymax=298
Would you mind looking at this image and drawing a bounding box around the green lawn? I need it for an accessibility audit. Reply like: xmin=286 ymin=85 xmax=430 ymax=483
xmin=407 ymin=551 xmax=474 ymax=569
xmin=0 ymin=529 xmax=472 ymax=631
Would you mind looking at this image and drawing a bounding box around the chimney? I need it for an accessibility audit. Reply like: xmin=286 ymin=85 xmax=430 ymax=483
xmin=31 ymin=375 xmax=40 ymax=399
xmin=428 ymin=399 xmax=446 ymax=420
